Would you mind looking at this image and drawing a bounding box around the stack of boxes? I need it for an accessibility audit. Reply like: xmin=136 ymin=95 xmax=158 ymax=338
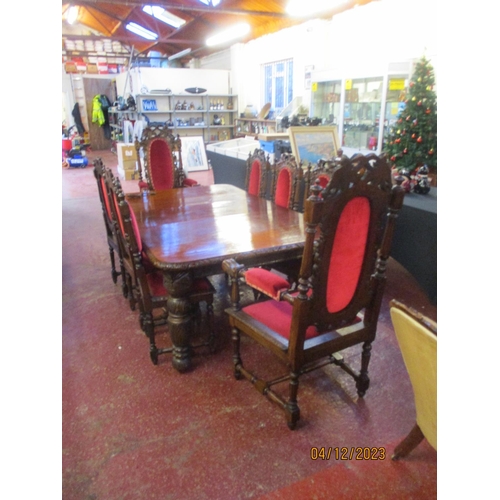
xmin=116 ymin=143 xmax=139 ymax=181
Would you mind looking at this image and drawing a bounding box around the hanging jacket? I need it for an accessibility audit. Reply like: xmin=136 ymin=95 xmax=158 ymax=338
xmin=72 ymin=103 xmax=85 ymax=135
xmin=92 ymin=95 xmax=105 ymax=126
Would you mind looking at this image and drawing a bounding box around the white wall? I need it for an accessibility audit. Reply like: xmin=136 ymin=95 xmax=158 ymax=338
xmin=115 ymin=67 xmax=232 ymax=97
xmin=198 ymin=0 xmax=438 ymax=113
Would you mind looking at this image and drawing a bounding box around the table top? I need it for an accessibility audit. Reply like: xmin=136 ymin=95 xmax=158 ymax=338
xmin=126 ymin=184 xmax=305 ymax=273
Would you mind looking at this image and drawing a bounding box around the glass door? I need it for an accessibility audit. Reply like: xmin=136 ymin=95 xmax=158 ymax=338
xmin=343 ymin=77 xmax=383 ymax=152
xmin=311 ymin=80 xmax=342 ymax=126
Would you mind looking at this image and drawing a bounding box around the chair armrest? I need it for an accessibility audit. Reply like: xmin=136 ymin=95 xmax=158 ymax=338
xmin=244 ymin=267 xmax=291 ymax=301
xmin=183 ymin=178 xmax=199 ymax=187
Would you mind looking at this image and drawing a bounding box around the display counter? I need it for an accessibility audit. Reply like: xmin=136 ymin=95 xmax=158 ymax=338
xmin=392 ymin=188 xmax=437 ymax=305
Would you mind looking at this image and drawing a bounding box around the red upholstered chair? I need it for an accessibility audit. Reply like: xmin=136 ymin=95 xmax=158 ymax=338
xmin=106 ymin=169 xmax=215 ymax=365
xmin=223 ymin=153 xmax=405 ymax=429
xmin=270 ymin=153 xmax=303 ymax=210
xmin=303 ymin=154 xmax=338 ymax=203
xmin=93 ymin=158 xmax=127 ymax=298
xmin=245 ymin=148 xmax=269 ymax=198
xmin=135 ymin=124 xmax=199 ymax=192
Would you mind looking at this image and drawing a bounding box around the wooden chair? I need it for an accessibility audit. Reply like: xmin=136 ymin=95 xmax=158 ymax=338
xmin=270 ymin=153 xmax=303 ymax=211
xmin=223 ymin=153 xmax=405 ymax=429
xmin=389 ymin=300 xmax=437 ymax=460
xmin=134 ymin=124 xmax=199 ymax=192
xmin=245 ymin=148 xmax=270 ymax=198
xmin=105 ymin=168 xmax=215 ymax=365
xmin=93 ymin=158 xmax=127 ymax=298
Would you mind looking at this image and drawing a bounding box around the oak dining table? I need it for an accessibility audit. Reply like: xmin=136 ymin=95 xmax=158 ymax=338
xmin=126 ymin=184 xmax=306 ymax=372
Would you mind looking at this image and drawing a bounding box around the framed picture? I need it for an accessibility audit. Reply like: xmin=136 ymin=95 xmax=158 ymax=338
xmin=180 ymin=136 xmax=209 ymax=172
xmin=288 ymin=126 xmax=340 ymax=164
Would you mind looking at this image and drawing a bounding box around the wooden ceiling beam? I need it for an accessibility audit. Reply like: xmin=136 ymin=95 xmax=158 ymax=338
xmin=63 ymin=33 xmax=202 ymax=46
xmin=70 ymin=1 xmax=289 ymax=18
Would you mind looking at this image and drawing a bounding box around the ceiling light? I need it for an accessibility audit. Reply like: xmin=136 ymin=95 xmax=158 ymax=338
xmin=67 ymin=6 xmax=79 ymax=25
xmin=199 ymin=0 xmax=221 ymax=6
xmin=168 ymin=48 xmax=192 ymax=61
xmin=206 ymin=23 xmax=250 ymax=47
xmin=286 ymin=0 xmax=350 ymax=17
xmin=125 ymin=22 xmax=158 ymax=41
xmin=142 ymin=6 xmax=186 ymax=29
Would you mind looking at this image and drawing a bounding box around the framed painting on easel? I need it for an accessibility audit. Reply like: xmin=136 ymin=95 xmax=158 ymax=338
xmin=288 ymin=126 xmax=340 ymax=164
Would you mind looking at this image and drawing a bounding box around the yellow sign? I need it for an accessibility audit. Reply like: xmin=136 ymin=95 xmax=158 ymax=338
xmin=345 ymin=79 xmax=352 ymax=90
xmin=311 ymin=82 xmax=317 ymax=92
xmin=389 ymin=79 xmax=406 ymax=91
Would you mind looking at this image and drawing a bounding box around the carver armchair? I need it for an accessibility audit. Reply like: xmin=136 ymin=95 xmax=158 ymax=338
xmin=223 ymin=153 xmax=404 ymax=429
xmin=105 ymin=166 xmax=215 ymax=365
xmin=135 ymin=124 xmax=199 ymax=192
xmin=390 ymin=300 xmax=437 ymax=459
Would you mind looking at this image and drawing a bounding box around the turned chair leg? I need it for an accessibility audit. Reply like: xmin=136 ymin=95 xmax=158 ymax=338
xmin=392 ymin=423 xmax=425 ymax=460
xmin=207 ymin=301 xmax=215 ymax=353
xmin=109 ymin=246 xmax=119 ymax=284
xmin=356 ymin=341 xmax=372 ymax=397
xmin=141 ymin=312 xmax=158 ymax=365
xmin=231 ymin=327 xmax=242 ymax=379
xmin=285 ymin=371 xmax=301 ymax=430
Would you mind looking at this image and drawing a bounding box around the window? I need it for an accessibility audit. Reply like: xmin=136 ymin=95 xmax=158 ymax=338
xmin=262 ymin=59 xmax=293 ymax=115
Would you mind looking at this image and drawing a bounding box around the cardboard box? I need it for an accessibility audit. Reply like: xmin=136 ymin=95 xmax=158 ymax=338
xmin=116 ymin=143 xmax=137 ymax=161
xmin=117 ymin=164 xmax=139 ymax=181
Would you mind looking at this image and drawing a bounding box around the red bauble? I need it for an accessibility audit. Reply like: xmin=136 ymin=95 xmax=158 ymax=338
xmin=425 ymin=108 xmax=431 ymax=114
xmin=403 ymin=148 xmax=408 ymax=154
xmin=428 ymin=149 xmax=434 ymax=155
xmin=417 ymin=100 xmax=422 ymax=106
xmin=417 ymin=136 xmax=423 ymax=143
xmin=395 ymin=138 xmax=401 ymax=143
xmin=411 ymin=133 xmax=416 ymax=139
xmin=391 ymin=155 xmax=396 ymax=162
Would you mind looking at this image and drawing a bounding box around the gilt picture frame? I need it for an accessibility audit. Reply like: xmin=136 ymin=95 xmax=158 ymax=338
xmin=288 ymin=126 xmax=340 ymax=164
xmin=180 ymin=136 xmax=209 ymax=172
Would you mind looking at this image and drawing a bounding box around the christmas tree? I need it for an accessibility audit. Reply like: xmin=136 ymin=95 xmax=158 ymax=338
xmin=384 ymin=56 xmax=437 ymax=172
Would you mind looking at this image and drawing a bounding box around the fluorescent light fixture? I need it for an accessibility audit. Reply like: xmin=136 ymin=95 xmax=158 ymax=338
xmin=142 ymin=6 xmax=186 ymax=29
xmin=199 ymin=0 xmax=221 ymax=5
xmin=206 ymin=22 xmax=250 ymax=47
xmin=67 ymin=6 xmax=79 ymax=25
xmin=168 ymin=48 xmax=192 ymax=61
xmin=286 ymin=0 xmax=350 ymax=17
xmin=125 ymin=22 xmax=158 ymax=40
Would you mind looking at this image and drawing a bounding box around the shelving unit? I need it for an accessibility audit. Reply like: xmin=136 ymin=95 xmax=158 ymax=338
xmin=234 ymin=118 xmax=276 ymax=138
xmin=134 ymin=93 xmax=238 ymax=143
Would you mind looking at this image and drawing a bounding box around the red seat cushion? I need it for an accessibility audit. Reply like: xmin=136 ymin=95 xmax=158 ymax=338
xmin=242 ymin=300 xmax=319 ymax=341
xmin=275 ymin=169 xmax=291 ymax=208
xmin=138 ymin=180 xmax=149 ymax=190
xmin=248 ymin=160 xmax=261 ymax=196
xmin=183 ymin=178 xmax=199 ymax=187
xmin=326 ymin=196 xmax=370 ymax=313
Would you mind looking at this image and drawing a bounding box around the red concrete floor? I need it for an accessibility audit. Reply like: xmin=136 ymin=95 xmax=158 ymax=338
xmin=62 ymin=149 xmax=437 ymax=499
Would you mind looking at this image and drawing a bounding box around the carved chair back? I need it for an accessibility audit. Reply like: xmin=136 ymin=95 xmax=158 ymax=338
xmin=93 ymin=158 xmax=125 ymax=290
xmin=270 ymin=153 xmax=303 ymax=211
xmin=245 ymin=148 xmax=269 ymax=198
xmin=135 ymin=124 xmax=186 ymax=191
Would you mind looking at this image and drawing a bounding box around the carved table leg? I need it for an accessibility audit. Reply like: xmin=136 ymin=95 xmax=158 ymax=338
xmin=163 ymin=272 xmax=196 ymax=373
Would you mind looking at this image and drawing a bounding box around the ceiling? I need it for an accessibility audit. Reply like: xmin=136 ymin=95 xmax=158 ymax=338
xmin=62 ymin=0 xmax=375 ymax=66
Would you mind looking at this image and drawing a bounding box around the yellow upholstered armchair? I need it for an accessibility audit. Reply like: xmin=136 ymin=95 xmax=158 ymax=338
xmin=390 ymin=300 xmax=437 ymax=459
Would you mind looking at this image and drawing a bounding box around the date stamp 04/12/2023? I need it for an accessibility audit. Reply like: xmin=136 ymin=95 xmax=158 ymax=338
xmin=310 ymin=447 xmax=386 ymax=461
